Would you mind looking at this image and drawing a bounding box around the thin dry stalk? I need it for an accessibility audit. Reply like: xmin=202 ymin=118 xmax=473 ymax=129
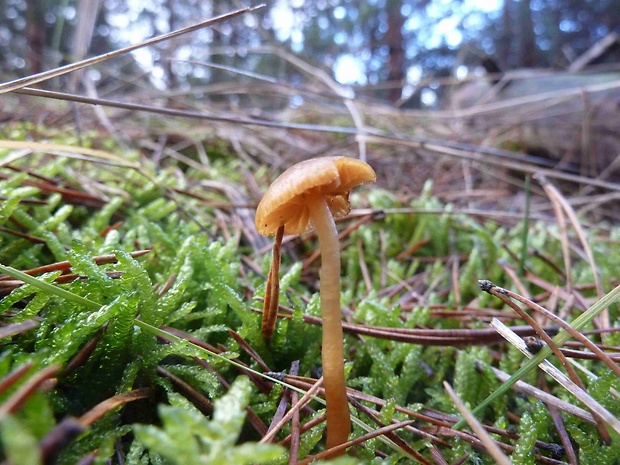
xmin=260 ymin=376 xmax=324 ymax=445
xmin=262 ymin=225 xmax=284 ymax=343
xmin=349 ymin=397 xmax=441 ymax=460
xmin=356 ymin=236 xmax=372 ymax=293
xmin=492 ymin=318 xmax=620 ymax=437
xmin=0 ymin=7 xmax=263 ymax=95
xmin=480 ymin=362 xmax=595 ymax=424
xmin=297 ymin=420 xmax=417 ymax=465
xmin=540 ymin=375 xmax=580 ymax=465
xmin=288 ymin=361 xmax=301 ymax=465
xmin=497 ymin=285 xmax=620 ymax=377
xmin=443 ymin=381 xmax=511 ymax=465
xmin=480 ymin=280 xmax=590 ymax=388
xmin=536 ymin=173 xmax=606 ymax=326
xmin=481 ymin=280 xmax=612 ymax=442
xmin=278 ymin=374 xmax=453 ymax=429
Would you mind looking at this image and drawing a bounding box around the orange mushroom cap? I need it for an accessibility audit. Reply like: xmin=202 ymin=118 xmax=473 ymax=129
xmin=255 ymin=156 xmax=376 ymax=236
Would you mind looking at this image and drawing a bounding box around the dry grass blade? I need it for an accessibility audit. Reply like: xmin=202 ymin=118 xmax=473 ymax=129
xmin=278 ymin=374 xmax=452 ymax=428
xmin=259 ymin=47 xmax=368 ymax=161
xmin=444 ymin=381 xmax=511 ymax=465
xmin=536 ymin=173 xmax=606 ymax=324
xmin=455 ymin=283 xmax=620 ymax=430
xmin=491 ymin=318 xmax=620 ymax=436
xmin=481 ymin=362 xmax=595 ymax=424
xmin=479 ymin=279 xmax=609 ymax=441
xmin=0 ymin=6 xmax=264 ymax=95
xmin=14 ymin=86 xmax=365 ymax=138
xmin=0 ymin=140 xmax=139 ymax=168
xmin=441 ymin=77 xmax=620 ymax=118
xmin=481 ymin=283 xmax=574 ymax=379
xmin=496 ymin=284 xmax=620 ymax=377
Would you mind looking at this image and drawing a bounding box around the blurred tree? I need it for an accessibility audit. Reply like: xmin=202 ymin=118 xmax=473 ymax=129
xmin=385 ymin=0 xmax=406 ymax=102
xmin=0 ymin=0 xmax=617 ymax=104
xmin=25 ymin=0 xmax=46 ymax=74
xmin=492 ymin=0 xmax=619 ymax=69
xmin=0 ymin=0 xmax=114 ymax=81
xmin=517 ymin=0 xmax=537 ymax=67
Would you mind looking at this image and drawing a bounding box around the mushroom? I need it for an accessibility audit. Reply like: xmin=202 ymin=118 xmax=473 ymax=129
xmin=255 ymin=156 xmax=376 ymax=453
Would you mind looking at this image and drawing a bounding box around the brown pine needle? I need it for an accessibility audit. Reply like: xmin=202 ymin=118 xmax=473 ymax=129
xmin=0 ymin=362 xmax=34 ymax=396
xmin=0 ymin=250 xmax=151 ymax=280
xmin=0 ymin=365 xmax=60 ymax=418
xmin=78 ymin=388 xmax=150 ymax=427
xmin=297 ymin=420 xmax=417 ymax=465
xmin=260 ymin=376 xmax=324 ymax=444
xmin=0 ymin=320 xmax=39 ymax=340
xmin=261 ymin=225 xmax=284 ymax=343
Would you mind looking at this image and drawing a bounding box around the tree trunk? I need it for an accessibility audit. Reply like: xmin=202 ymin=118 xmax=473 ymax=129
xmin=385 ymin=0 xmax=405 ymax=103
xmin=499 ymin=0 xmax=513 ymax=67
xmin=517 ymin=0 xmax=537 ymax=67
xmin=25 ymin=2 xmax=46 ymax=74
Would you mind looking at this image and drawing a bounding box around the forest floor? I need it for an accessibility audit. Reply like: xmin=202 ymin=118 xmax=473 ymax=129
xmin=0 ymin=14 xmax=620 ymax=465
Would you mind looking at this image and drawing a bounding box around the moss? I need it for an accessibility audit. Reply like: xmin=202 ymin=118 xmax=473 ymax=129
xmin=0 ymin=124 xmax=619 ymax=463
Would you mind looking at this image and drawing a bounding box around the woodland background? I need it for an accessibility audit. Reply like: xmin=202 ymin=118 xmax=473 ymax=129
xmin=2 ymin=0 xmax=619 ymax=106
xmin=0 ymin=1 xmax=620 ymax=464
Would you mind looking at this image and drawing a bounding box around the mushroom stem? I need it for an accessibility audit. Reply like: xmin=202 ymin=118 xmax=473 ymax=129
xmin=307 ymin=194 xmax=350 ymax=452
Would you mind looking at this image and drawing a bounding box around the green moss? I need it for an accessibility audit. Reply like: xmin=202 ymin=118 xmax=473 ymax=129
xmin=0 ymin=124 xmax=619 ymax=463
